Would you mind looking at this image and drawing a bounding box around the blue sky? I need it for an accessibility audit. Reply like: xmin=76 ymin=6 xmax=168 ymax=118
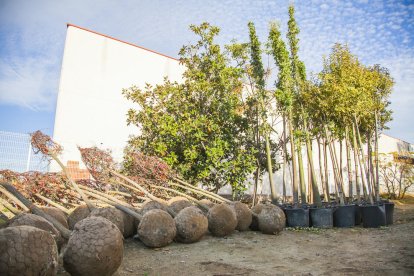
xmin=0 ymin=0 xmax=413 ymax=142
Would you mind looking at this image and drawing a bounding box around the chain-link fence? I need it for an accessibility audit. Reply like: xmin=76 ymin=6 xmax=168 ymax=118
xmin=0 ymin=131 xmax=49 ymax=172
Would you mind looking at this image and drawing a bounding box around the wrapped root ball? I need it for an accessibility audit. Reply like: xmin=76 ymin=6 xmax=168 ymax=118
xmin=90 ymin=207 xmax=125 ymax=234
xmin=63 ymin=216 xmax=123 ymax=276
xmin=249 ymin=204 xmax=265 ymax=231
xmin=207 ymin=203 xmax=237 ymax=237
xmin=168 ymin=197 xmax=192 ymax=215
xmin=40 ymin=206 xmax=69 ymax=229
xmin=122 ymin=212 xmax=136 ymax=238
xmin=256 ymin=204 xmax=286 ymax=235
xmin=140 ymin=200 xmax=169 ymax=215
xmin=199 ymin=199 xmax=215 ymax=209
xmin=8 ymin=213 xmax=64 ymax=249
xmin=0 ymin=226 xmax=58 ymax=276
xmin=137 ymin=209 xmax=176 ymax=248
xmin=174 ymin=206 xmax=208 ymax=243
xmin=68 ymin=205 xmax=91 ymax=230
xmin=229 ymin=202 xmax=252 ymax=231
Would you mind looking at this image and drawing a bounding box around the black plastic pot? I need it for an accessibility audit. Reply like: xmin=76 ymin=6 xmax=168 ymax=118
xmin=310 ymin=207 xmax=333 ymax=228
xmin=333 ymin=205 xmax=355 ymax=228
xmin=354 ymin=205 xmax=362 ymax=225
xmin=360 ymin=204 xmax=386 ymax=228
xmin=384 ymin=202 xmax=394 ymax=225
xmin=285 ymin=207 xmax=309 ymax=227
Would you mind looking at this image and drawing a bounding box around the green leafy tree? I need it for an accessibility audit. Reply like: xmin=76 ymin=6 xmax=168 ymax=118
xmin=286 ymin=5 xmax=322 ymax=206
xmin=247 ymin=21 xmax=278 ymax=202
xmin=317 ymin=43 xmax=393 ymax=204
xmin=268 ymin=21 xmax=299 ymax=204
xmin=123 ymin=23 xmax=256 ymax=195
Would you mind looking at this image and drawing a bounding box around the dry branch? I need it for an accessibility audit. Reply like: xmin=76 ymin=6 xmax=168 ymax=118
xmin=31 ymin=131 xmax=95 ymax=210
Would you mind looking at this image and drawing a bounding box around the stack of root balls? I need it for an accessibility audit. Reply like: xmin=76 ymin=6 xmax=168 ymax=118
xmin=0 ymin=131 xmax=288 ymax=275
xmin=0 ymin=185 xmax=285 ymax=276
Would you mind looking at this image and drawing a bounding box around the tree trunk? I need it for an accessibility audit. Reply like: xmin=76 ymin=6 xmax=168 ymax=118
xmin=252 ymin=166 xmax=260 ymax=206
xmin=308 ymin=162 xmax=312 ymax=203
xmin=345 ymin=127 xmax=353 ymax=202
xmin=265 ymin=135 xmax=278 ymax=202
xmin=323 ymin=138 xmax=330 ymax=201
xmin=288 ymin=111 xmax=299 ymax=204
xmin=351 ymin=124 xmax=361 ymax=203
xmin=324 ymin=126 xmax=345 ymax=205
xmin=374 ymin=112 xmax=380 ymax=202
xmin=282 ymin=115 xmax=288 ymax=202
xmin=332 ymin=140 xmax=346 ymax=201
xmin=318 ymin=137 xmax=328 ymax=201
xmin=252 ymin=106 xmax=261 ymax=206
xmin=354 ymin=116 xmax=374 ymax=204
xmin=339 ymin=139 xmax=343 ymax=179
xmin=297 ymin=142 xmax=307 ymax=204
xmin=303 ymin=118 xmax=322 ymax=206
xmin=367 ymin=133 xmax=376 ymax=200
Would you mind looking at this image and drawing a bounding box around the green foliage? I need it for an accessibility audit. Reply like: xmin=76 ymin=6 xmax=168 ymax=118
xmin=287 ymin=5 xmax=306 ymax=85
xmin=123 ymin=23 xmax=256 ymax=194
xmin=316 ymin=44 xmax=394 ymax=138
xmin=268 ymin=21 xmax=293 ymax=112
xmin=247 ymin=22 xmax=266 ymax=91
xmin=248 ymin=21 xmax=278 ymax=200
xmin=226 ymin=26 xmax=280 ymax=176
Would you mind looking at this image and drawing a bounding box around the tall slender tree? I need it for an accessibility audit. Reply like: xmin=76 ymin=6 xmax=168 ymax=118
xmin=268 ymin=21 xmax=299 ymax=204
xmin=247 ymin=22 xmax=278 ymax=202
xmin=287 ymin=5 xmax=322 ymax=206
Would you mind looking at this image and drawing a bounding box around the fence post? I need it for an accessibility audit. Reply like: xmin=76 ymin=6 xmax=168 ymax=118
xmin=26 ymin=142 xmax=32 ymax=172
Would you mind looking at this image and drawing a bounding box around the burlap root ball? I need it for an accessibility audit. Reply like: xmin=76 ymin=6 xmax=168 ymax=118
xmin=122 ymin=212 xmax=136 ymax=238
xmin=174 ymin=206 xmax=208 ymax=243
xmin=140 ymin=200 xmax=169 ymax=215
xmin=199 ymin=199 xmax=215 ymax=209
xmin=67 ymin=205 xmax=91 ymax=230
xmin=89 ymin=207 xmax=125 ymax=235
xmin=40 ymin=206 xmax=69 ymax=229
xmin=8 ymin=213 xmax=64 ymax=249
xmin=250 ymin=204 xmax=286 ymax=234
xmin=63 ymin=216 xmax=124 ymax=276
xmin=257 ymin=204 xmax=286 ymax=235
xmin=137 ymin=209 xmax=176 ymax=248
xmin=229 ymin=202 xmax=252 ymax=231
xmin=0 ymin=226 xmax=58 ymax=276
xmin=167 ymin=197 xmax=193 ymax=215
xmin=207 ymin=203 xmax=237 ymax=237
xmin=249 ymin=204 xmax=265 ymax=231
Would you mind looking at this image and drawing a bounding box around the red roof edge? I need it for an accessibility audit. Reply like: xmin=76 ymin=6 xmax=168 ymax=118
xmin=66 ymin=23 xmax=179 ymax=61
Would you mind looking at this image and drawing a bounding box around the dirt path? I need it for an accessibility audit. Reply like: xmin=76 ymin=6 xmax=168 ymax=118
xmin=118 ymin=204 xmax=414 ymax=276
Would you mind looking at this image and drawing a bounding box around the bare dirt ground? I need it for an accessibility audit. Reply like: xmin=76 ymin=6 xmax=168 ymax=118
xmin=118 ymin=203 xmax=414 ymax=276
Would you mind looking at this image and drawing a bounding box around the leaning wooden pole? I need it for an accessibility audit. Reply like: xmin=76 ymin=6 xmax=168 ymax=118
xmin=0 ymin=197 xmax=21 ymax=215
xmin=34 ymin=193 xmax=70 ymax=214
xmin=172 ymin=177 xmax=230 ymax=203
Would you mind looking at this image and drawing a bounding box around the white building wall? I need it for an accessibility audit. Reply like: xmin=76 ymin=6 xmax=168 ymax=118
xmin=53 ymin=25 xmax=185 ymax=169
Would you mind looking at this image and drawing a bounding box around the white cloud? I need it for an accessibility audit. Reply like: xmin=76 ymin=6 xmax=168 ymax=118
xmin=0 ymin=58 xmax=59 ymax=111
